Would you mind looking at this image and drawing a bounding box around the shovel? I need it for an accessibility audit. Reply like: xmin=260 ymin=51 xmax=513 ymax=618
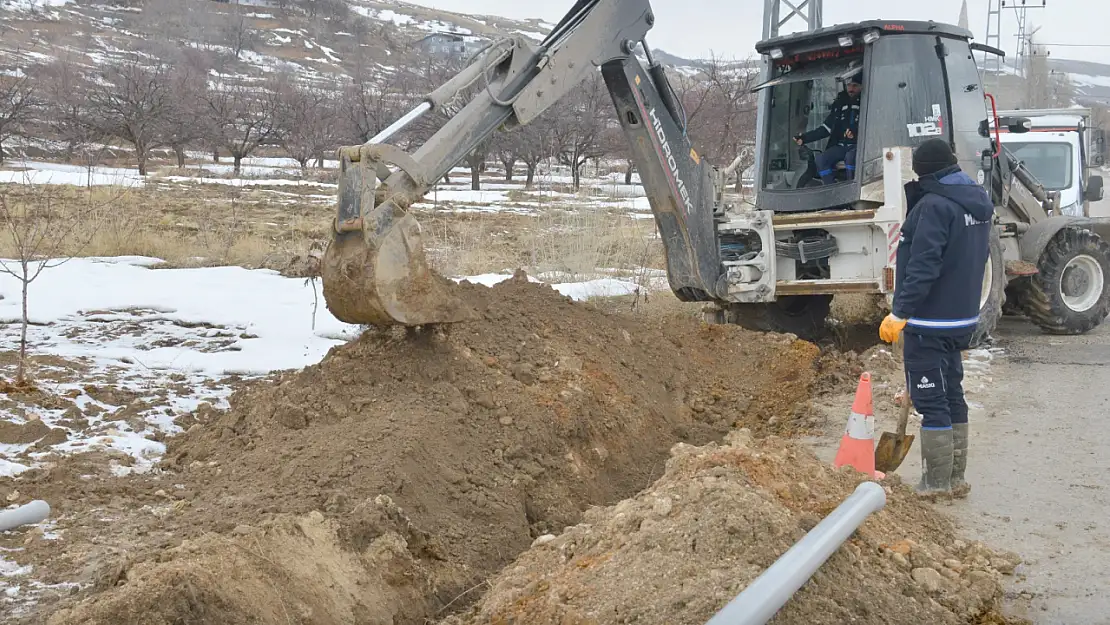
xmin=875 ymin=334 xmax=915 ymax=473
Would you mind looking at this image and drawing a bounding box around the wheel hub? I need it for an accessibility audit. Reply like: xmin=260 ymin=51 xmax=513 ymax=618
xmin=1059 ymin=254 xmax=1105 ymax=313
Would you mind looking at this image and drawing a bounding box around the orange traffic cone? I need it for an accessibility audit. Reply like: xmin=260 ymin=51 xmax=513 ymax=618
xmin=833 ymin=372 xmax=885 ymax=479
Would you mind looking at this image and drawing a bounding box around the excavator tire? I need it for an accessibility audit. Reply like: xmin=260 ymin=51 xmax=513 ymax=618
xmin=722 ymin=295 xmax=833 ymax=343
xmin=970 ymin=227 xmax=1006 ymax=348
xmin=1015 ymin=226 xmax=1110 ymax=335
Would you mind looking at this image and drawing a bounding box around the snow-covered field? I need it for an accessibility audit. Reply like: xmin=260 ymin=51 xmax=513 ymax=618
xmin=0 ymin=256 xmax=646 ymax=480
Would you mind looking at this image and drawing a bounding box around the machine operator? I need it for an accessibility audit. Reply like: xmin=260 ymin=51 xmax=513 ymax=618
xmin=794 ymin=73 xmax=862 ymax=185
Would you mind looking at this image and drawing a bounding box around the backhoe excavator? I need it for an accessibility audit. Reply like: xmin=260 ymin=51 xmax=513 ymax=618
xmin=320 ymin=0 xmax=1110 ymax=342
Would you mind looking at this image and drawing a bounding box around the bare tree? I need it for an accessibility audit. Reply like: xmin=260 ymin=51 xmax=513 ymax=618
xmin=274 ymin=75 xmax=340 ymax=171
xmin=491 ymin=130 xmax=521 ymax=181
xmin=506 ymin=112 xmax=558 ymax=188
xmin=87 ymin=59 xmax=172 ymax=175
xmin=203 ymin=79 xmax=280 ymax=175
xmin=344 ymin=64 xmax=411 ymax=143
xmin=138 ymin=0 xmax=222 ymax=56
xmin=222 ymin=9 xmax=257 ymax=60
xmin=0 ymin=183 xmax=113 ymax=385
xmin=294 ymin=0 xmax=348 ymax=19
xmin=160 ymin=64 xmax=207 ymax=168
xmin=0 ymin=74 xmax=35 ymax=165
xmin=552 ymin=75 xmax=611 ymax=190
xmin=37 ymin=56 xmax=110 ymax=186
xmin=686 ymin=53 xmax=759 ymax=171
xmin=464 ymin=138 xmax=491 ymax=190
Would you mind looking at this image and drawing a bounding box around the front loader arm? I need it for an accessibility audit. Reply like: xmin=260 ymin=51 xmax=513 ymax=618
xmin=322 ymin=0 xmax=722 ymax=326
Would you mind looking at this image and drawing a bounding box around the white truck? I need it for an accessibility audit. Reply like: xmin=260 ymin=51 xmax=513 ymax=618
xmin=995 ymin=107 xmax=1106 ymax=217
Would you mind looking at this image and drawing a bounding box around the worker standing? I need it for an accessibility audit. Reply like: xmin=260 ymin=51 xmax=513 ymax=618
xmin=794 ymin=73 xmax=862 ymax=184
xmin=879 ymin=138 xmax=993 ymax=499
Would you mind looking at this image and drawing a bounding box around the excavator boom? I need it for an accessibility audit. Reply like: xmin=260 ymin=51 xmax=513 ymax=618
xmin=321 ymin=0 xmax=722 ymax=326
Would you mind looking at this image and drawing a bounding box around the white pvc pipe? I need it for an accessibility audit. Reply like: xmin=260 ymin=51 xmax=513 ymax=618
xmin=705 ymin=481 xmax=887 ymax=625
xmin=0 ymin=500 xmax=50 ymax=532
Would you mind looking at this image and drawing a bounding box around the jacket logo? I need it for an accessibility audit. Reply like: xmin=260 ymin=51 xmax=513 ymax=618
xmin=916 ymin=376 xmax=936 ymax=389
xmin=964 ymin=214 xmax=989 ymax=226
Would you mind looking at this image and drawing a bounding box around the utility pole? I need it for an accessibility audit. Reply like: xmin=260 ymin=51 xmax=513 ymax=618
xmin=1011 ymin=1 xmax=1048 ymax=78
xmin=984 ymin=0 xmax=1003 ymax=87
xmin=752 ymin=0 xmax=823 ymax=200
xmin=983 ymin=1 xmax=1046 ymax=93
xmin=762 ymin=0 xmax=823 ymax=39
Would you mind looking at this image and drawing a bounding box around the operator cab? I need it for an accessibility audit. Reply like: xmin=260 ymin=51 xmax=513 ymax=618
xmin=752 ymin=20 xmax=993 ymax=213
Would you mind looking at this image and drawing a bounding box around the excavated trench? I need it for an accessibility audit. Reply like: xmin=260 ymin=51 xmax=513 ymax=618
xmin=38 ymin=274 xmax=826 ymax=625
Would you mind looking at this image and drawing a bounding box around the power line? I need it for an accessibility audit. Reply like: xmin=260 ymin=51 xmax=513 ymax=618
xmin=1037 ymin=43 xmax=1110 ymax=48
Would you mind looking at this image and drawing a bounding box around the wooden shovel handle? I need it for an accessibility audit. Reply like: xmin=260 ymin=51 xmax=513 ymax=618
xmin=895 ymin=333 xmax=912 ymax=436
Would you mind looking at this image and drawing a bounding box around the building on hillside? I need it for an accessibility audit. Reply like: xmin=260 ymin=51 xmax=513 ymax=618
xmin=414 ymin=32 xmax=484 ymax=58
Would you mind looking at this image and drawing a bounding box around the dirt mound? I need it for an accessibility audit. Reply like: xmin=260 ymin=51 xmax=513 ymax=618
xmin=441 ymin=431 xmax=1026 ymax=625
xmin=29 ymin=273 xmax=823 ymax=624
xmin=46 ymin=499 xmax=457 ymax=625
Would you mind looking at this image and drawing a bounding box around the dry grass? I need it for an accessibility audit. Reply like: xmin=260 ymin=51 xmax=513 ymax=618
xmin=0 ymin=181 xmax=333 ymax=273
xmin=420 ymin=207 xmax=664 ymax=282
xmin=0 ymin=178 xmax=667 ymax=293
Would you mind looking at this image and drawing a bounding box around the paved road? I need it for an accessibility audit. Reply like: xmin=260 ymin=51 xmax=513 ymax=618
xmin=804 ymin=194 xmax=1110 ymax=621
xmin=882 ymin=188 xmax=1110 ymax=621
xmin=868 ymin=177 xmax=1110 ymax=621
xmin=943 ymin=317 xmax=1110 ymax=623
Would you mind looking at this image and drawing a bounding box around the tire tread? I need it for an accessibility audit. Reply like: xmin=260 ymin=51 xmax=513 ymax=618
xmin=1018 ymin=227 xmax=1110 ymax=335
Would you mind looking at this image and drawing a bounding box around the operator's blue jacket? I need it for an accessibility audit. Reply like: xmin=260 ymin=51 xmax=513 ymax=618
xmin=799 ymin=92 xmax=860 ymax=146
xmin=893 ymin=164 xmax=994 ymax=337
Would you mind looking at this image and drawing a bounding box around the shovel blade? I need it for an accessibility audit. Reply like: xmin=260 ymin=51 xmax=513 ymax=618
xmin=874 ymin=432 xmax=915 ymax=473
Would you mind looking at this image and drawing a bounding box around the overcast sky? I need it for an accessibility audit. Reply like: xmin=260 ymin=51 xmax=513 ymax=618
xmin=403 ymin=0 xmax=1110 ymax=65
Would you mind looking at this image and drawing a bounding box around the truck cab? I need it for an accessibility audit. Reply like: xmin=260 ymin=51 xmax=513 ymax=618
xmin=994 ymin=108 xmax=1105 ymax=217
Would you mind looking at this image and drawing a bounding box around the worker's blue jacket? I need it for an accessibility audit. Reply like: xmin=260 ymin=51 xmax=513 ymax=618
xmin=799 ymin=92 xmax=860 ymax=146
xmin=893 ymin=164 xmax=994 ymax=336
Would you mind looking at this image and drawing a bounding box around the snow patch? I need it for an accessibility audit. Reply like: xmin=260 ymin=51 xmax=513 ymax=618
xmin=0 ymin=256 xmax=360 ymax=375
xmin=0 ymin=161 xmax=143 ymax=188
xmin=0 ymin=0 xmax=72 ymax=11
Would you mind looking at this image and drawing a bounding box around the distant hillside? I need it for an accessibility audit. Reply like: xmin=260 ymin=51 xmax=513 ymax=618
xmin=0 ymin=0 xmax=563 ymax=89
xmin=0 ymin=0 xmax=753 ymax=86
xmin=1049 ymin=58 xmax=1110 ymax=105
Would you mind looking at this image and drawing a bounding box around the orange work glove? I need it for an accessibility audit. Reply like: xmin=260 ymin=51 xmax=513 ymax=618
xmin=879 ymin=314 xmax=907 ymax=343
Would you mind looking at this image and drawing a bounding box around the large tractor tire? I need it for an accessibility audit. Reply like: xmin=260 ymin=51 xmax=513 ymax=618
xmin=1018 ymin=226 xmax=1110 ymax=335
xmin=970 ymin=227 xmax=1006 ymax=348
xmin=724 ymin=295 xmax=833 ymax=343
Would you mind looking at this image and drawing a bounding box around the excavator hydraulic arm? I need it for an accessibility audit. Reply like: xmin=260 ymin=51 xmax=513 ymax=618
xmin=322 ymin=0 xmax=722 ymax=326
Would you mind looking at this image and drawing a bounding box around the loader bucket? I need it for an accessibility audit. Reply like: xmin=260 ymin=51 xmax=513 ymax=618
xmin=320 ymin=147 xmax=478 ymax=327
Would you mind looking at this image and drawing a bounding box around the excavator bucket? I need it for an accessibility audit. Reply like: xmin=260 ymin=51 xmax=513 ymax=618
xmin=321 ymin=146 xmax=478 ymax=327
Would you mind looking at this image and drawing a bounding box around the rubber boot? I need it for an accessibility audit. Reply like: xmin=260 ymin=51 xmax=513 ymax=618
xmin=950 ymin=423 xmax=970 ymax=498
xmin=915 ymin=428 xmax=954 ymax=499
